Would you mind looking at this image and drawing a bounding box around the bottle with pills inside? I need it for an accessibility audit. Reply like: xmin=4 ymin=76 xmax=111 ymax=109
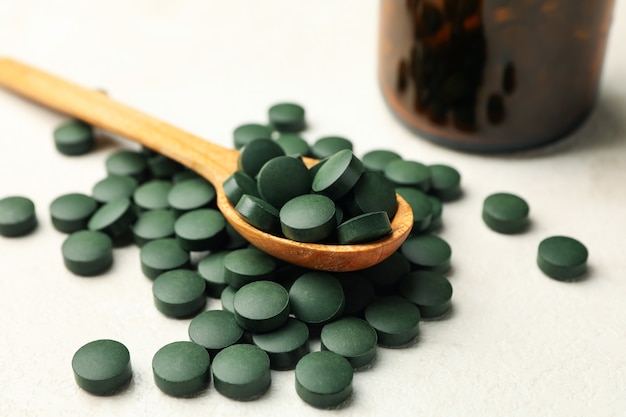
xmin=378 ymin=0 xmax=616 ymax=152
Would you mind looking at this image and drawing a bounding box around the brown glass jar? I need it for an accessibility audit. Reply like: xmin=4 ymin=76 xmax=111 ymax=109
xmin=378 ymin=0 xmax=616 ymax=152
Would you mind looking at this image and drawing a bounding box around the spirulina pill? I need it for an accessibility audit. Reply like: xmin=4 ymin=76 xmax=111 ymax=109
xmin=223 ymin=171 xmax=259 ymax=206
xmin=310 ymin=136 xmax=353 ymax=159
xmin=396 ymin=187 xmax=433 ymax=232
xmin=61 ymin=230 xmax=113 ymax=276
xmin=364 ymin=296 xmax=421 ymax=347
xmin=140 ymin=238 xmax=190 ymax=279
xmin=188 ymin=310 xmax=244 ymax=357
xmin=53 ymin=120 xmax=94 ymax=156
xmin=275 ymin=133 xmax=311 ymax=157
xmin=398 ymin=271 xmax=453 ymax=318
xmin=384 ymin=159 xmax=431 ymax=191
xmin=279 ymin=194 xmax=337 ymax=243
xmin=152 ymin=341 xmax=211 ymax=397
xmin=428 ymin=164 xmax=462 ymax=201
xmin=146 ymin=153 xmax=183 ymax=179
xmin=320 ymin=317 xmax=377 ymax=369
xmin=0 ymin=196 xmax=37 ymax=237
xmin=174 ymin=209 xmax=226 ymax=252
xmin=238 ymin=138 xmax=285 ymax=177
xmin=197 ymin=251 xmax=230 ymax=298
xmin=233 ymin=280 xmax=290 ymax=333
xmin=133 ymin=180 xmax=173 ymax=211
xmin=233 ymin=123 xmax=273 ymax=149
xmin=152 ymin=269 xmax=207 ymax=318
xmin=401 ymin=234 xmax=452 ymax=273
xmin=482 ymin=192 xmax=529 ymax=234
xmin=50 ymin=193 xmax=98 ymax=233
xmin=72 ymin=339 xmax=132 ymax=395
xmin=312 ymin=150 xmax=364 ymax=200
xmin=252 ymin=318 xmax=310 ymax=370
xmin=211 ymin=344 xmax=271 ymax=401
xmin=235 ymin=194 xmax=280 ymax=235
xmin=87 ymin=197 xmax=136 ymax=240
xmin=220 ymin=286 xmax=236 ymax=313
xmin=105 ymin=150 xmax=149 ymax=182
xmin=131 ymin=209 xmax=176 ymax=246
xmin=337 ymin=272 xmax=375 ymax=316
xmin=167 ymin=178 xmax=216 ymax=215
xmin=268 ymin=102 xmax=306 ymax=133
xmin=537 ymin=235 xmax=588 ymax=281
xmin=257 ymin=156 xmax=312 ymax=208
xmin=91 ymin=175 xmax=138 ymax=204
xmin=223 ymin=248 xmax=277 ymax=289
xmin=361 ymin=149 xmax=402 ymax=172
xmin=336 ymin=211 xmax=392 ymax=244
xmin=289 ymin=272 xmax=345 ymax=326
xmin=295 ymin=350 xmax=353 ymax=409
xmin=343 ymin=171 xmax=398 ymax=219
xmin=361 ymin=251 xmax=410 ymax=294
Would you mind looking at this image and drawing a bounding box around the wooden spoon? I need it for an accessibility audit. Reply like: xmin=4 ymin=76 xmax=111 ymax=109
xmin=0 ymin=57 xmax=413 ymax=272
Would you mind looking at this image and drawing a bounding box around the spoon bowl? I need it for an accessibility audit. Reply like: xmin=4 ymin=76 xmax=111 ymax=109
xmin=0 ymin=57 xmax=413 ymax=271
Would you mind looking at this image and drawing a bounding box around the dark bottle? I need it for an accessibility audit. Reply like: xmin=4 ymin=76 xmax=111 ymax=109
xmin=378 ymin=0 xmax=616 ymax=152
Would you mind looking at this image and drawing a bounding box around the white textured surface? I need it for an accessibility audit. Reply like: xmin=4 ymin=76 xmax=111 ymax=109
xmin=1 ymin=1 xmax=625 ymax=416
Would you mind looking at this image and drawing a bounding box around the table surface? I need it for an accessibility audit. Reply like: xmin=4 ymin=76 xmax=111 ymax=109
xmin=1 ymin=1 xmax=625 ymax=416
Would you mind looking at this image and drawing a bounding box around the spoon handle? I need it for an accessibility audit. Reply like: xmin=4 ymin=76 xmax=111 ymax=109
xmin=0 ymin=57 xmax=238 ymax=185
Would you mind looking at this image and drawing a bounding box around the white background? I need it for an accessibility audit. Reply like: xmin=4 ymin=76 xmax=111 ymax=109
xmin=1 ymin=1 xmax=625 ymax=416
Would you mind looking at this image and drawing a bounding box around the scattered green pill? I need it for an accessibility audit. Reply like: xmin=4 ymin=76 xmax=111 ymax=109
xmin=152 ymin=269 xmax=207 ymax=318
xmin=211 ymin=344 xmax=271 ymax=401
xmin=222 ymin=171 xmax=259 ymax=206
xmin=174 ymin=208 xmax=226 ymax=251
xmin=295 ymin=350 xmax=353 ymax=409
xmin=482 ymin=192 xmax=529 ymax=234
xmin=197 ymin=251 xmax=230 ymax=298
xmin=337 ymin=272 xmax=375 ymax=316
xmin=268 ymin=102 xmax=306 ymax=132
xmin=238 ymin=138 xmax=285 ymax=177
xmin=252 ymin=318 xmax=310 ymax=370
xmin=279 ymin=194 xmax=337 ymax=243
xmin=72 ymin=339 xmax=132 ymax=395
xmin=235 ymin=194 xmax=280 ymax=235
xmin=133 ymin=180 xmax=173 ymax=211
xmin=233 ymin=280 xmax=290 ymax=333
xmin=395 ymin=187 xmax=433 ymax=232
xmin=310 ymin=136 xmax=353 ymax=159
xmin=321 ymin=317 xmax=377 ymax=369
xmin=0 ymin=196 xmax=37 ymax=237
xmin=61 ymin=230 xmax=113 ymax=276
xmin=223 ymin=248 xmax=277 ymax=289
xmin=50 ymin=193 xmax=98 ymax=234
xmin=312 ymin=149 xmax=364 ymax=200
xmin=146 ymin=153 xmax=184 ymax=179
xmin=384 ymin=159 xmax=431 ymax=191
xmin=220 ymin=286 xmax=236 ymax=313
xmin=233 ymin=123 xmax=274 ymax=149
xmin=91 ymin=175 xmax=138 ymax=204
xmin=87 ymin=197 xmax=136 ymax=240
xmin=343 ymin=171 xmax=398 ymax=219
xmin=53 ymin=120 xmax=94 ymax=156
xmin=167 ymin=177 xmax=216 ymax=215
xmin=289 ymin=272 xmax=345 ymax=326
xmin=361 ymin=250 xmax=411 ymax=294
xmin=131 ymin=209 xmax=176 ymax=246
xmin=537 ymin=235 xmax=588 ymax=281
xmin=364 ymin=296 xmax=421 ymax=347
xmin=152 ymin=341 xmax=211 ymax=397
xmin=274 ymin=133 xmax=311 ymax=156
xmin=336 ymin=211 xmax=392 ymax=244
xmin=401 ymin=234 xmax=452 ymax=273
xmin=188 ymin=309 xmax=244 ymax=356
xmin=105 ymin=150 xmax=149 ymax=182
xmin=361 ymin=149 xmax=402 ymax=172
xmin=140 ymin=238 xmax=190 ymax=279
xmin=428 ymin=164 xmax=462 ymax=201
xmin=398 ymin=271 xmax=453 ymax=318
xmin=257 ymin=156 xmax=311 ymax=208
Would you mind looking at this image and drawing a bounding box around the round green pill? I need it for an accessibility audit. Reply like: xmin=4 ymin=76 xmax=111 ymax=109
xmin=398 ymin=271 xmax=453 ymax=318
xmin=321 ymin=317 xmax=377 ymax=369
xmin=238 ymin=138 xmax=285 ymax=178
xmin=268 ymin=102 xmax=306 ymax=132
xmin=197 ymin=251 xmax=230 ymax=298
xmin=133 ymin=180 xmax=173 ymax=211
xmin=50 ymin=193 xmax=98 ymax=233
xmin=344 ymin=171 xmax=398 ymax=219
xmin=336 ymin=211 xmax=392 ymax=244
xmin=62 ymin=230 xmax=113 ymax=276
xmin=252 ymin=318 xmax=310 ymax=370
xmin=279 ymin=194 xmax=337 ymax=243
xmin=537 ymin=236 xmax=589 ymax=281
xmin=146 ymin=153 xmax=183 ymax=179
xmin=401 ymin=234 xmax=452 ymax=273
xmin=364 ymin=296 xmax=421 ymax=347
xmin=140 ymin=238 xmax=190 ymax=279
xmin=91 ymin=175 xmax=138 ymax=204
xmin=361 ymin=149 xmax=402 ymax=172
xmin=233 ymin=123 xmax=274 ymax=149
xmin=131 ymin=209 xmax=176 ymax=246
xmin=105 ymin=150 xmax=149 ymax=182
xmin=72 ymin=339 xmax=132 ymax=395
xmin=310 ymin=136 xmax=353 ymax=159
xmin=295 ymin=350 xmax=353 ymax=409
xmin=235 ymin=194 xmax=280 ymax=235
xmin=188 ymin=310 xmax=244 ymax=356
xmin=428 ymin=164 xmax=462 ymax=201
xmin=174 ymin=209 xmax=226 ymax=252
xmin=257 ymin=156 xmax=311 ymax=208
xmin=53 ymin=120 xmax=94 ymax=156
xmin=211 ymin=344 xmax=271 ymax=401
xmin=337 ymin=272 xmax=375 ymax=316
xmin=223 ymin=171 xmax=259 ymax=206
xmin=233 ymin=280 xmax=290 ymax=333
xmin=0 ymin=196 xmax=37 ymax=237
xmin=361 ymin=250 xmax=411 ymax=293
xmin=396 ymin=187 xmax=433 ymax=232
xmin=87 ymin=197 xmax=136 ymax=240
xmin=167 ymin=178 xmax=216 ymax=215
xmin=152 ymin=341 xmax=211 ymax=397
xmin=312 ymin=149 xmax=364 ymax=200
xmin=482 ymin=192 xmax=529 ymax=234
xmin=275 ymin=133 xmax=311 ymax=157
xmin=220 ymin=286 xmax=236 ymax=313
xmin=289 ymin=272 xmax=345 ymax=326
xmin=384 ymin=159 xmax=431 ymax=191
xmin=152 ymin=269 xmax=206 ymax=318
xmin=223 ymin=248 xmax=277 ymax=289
